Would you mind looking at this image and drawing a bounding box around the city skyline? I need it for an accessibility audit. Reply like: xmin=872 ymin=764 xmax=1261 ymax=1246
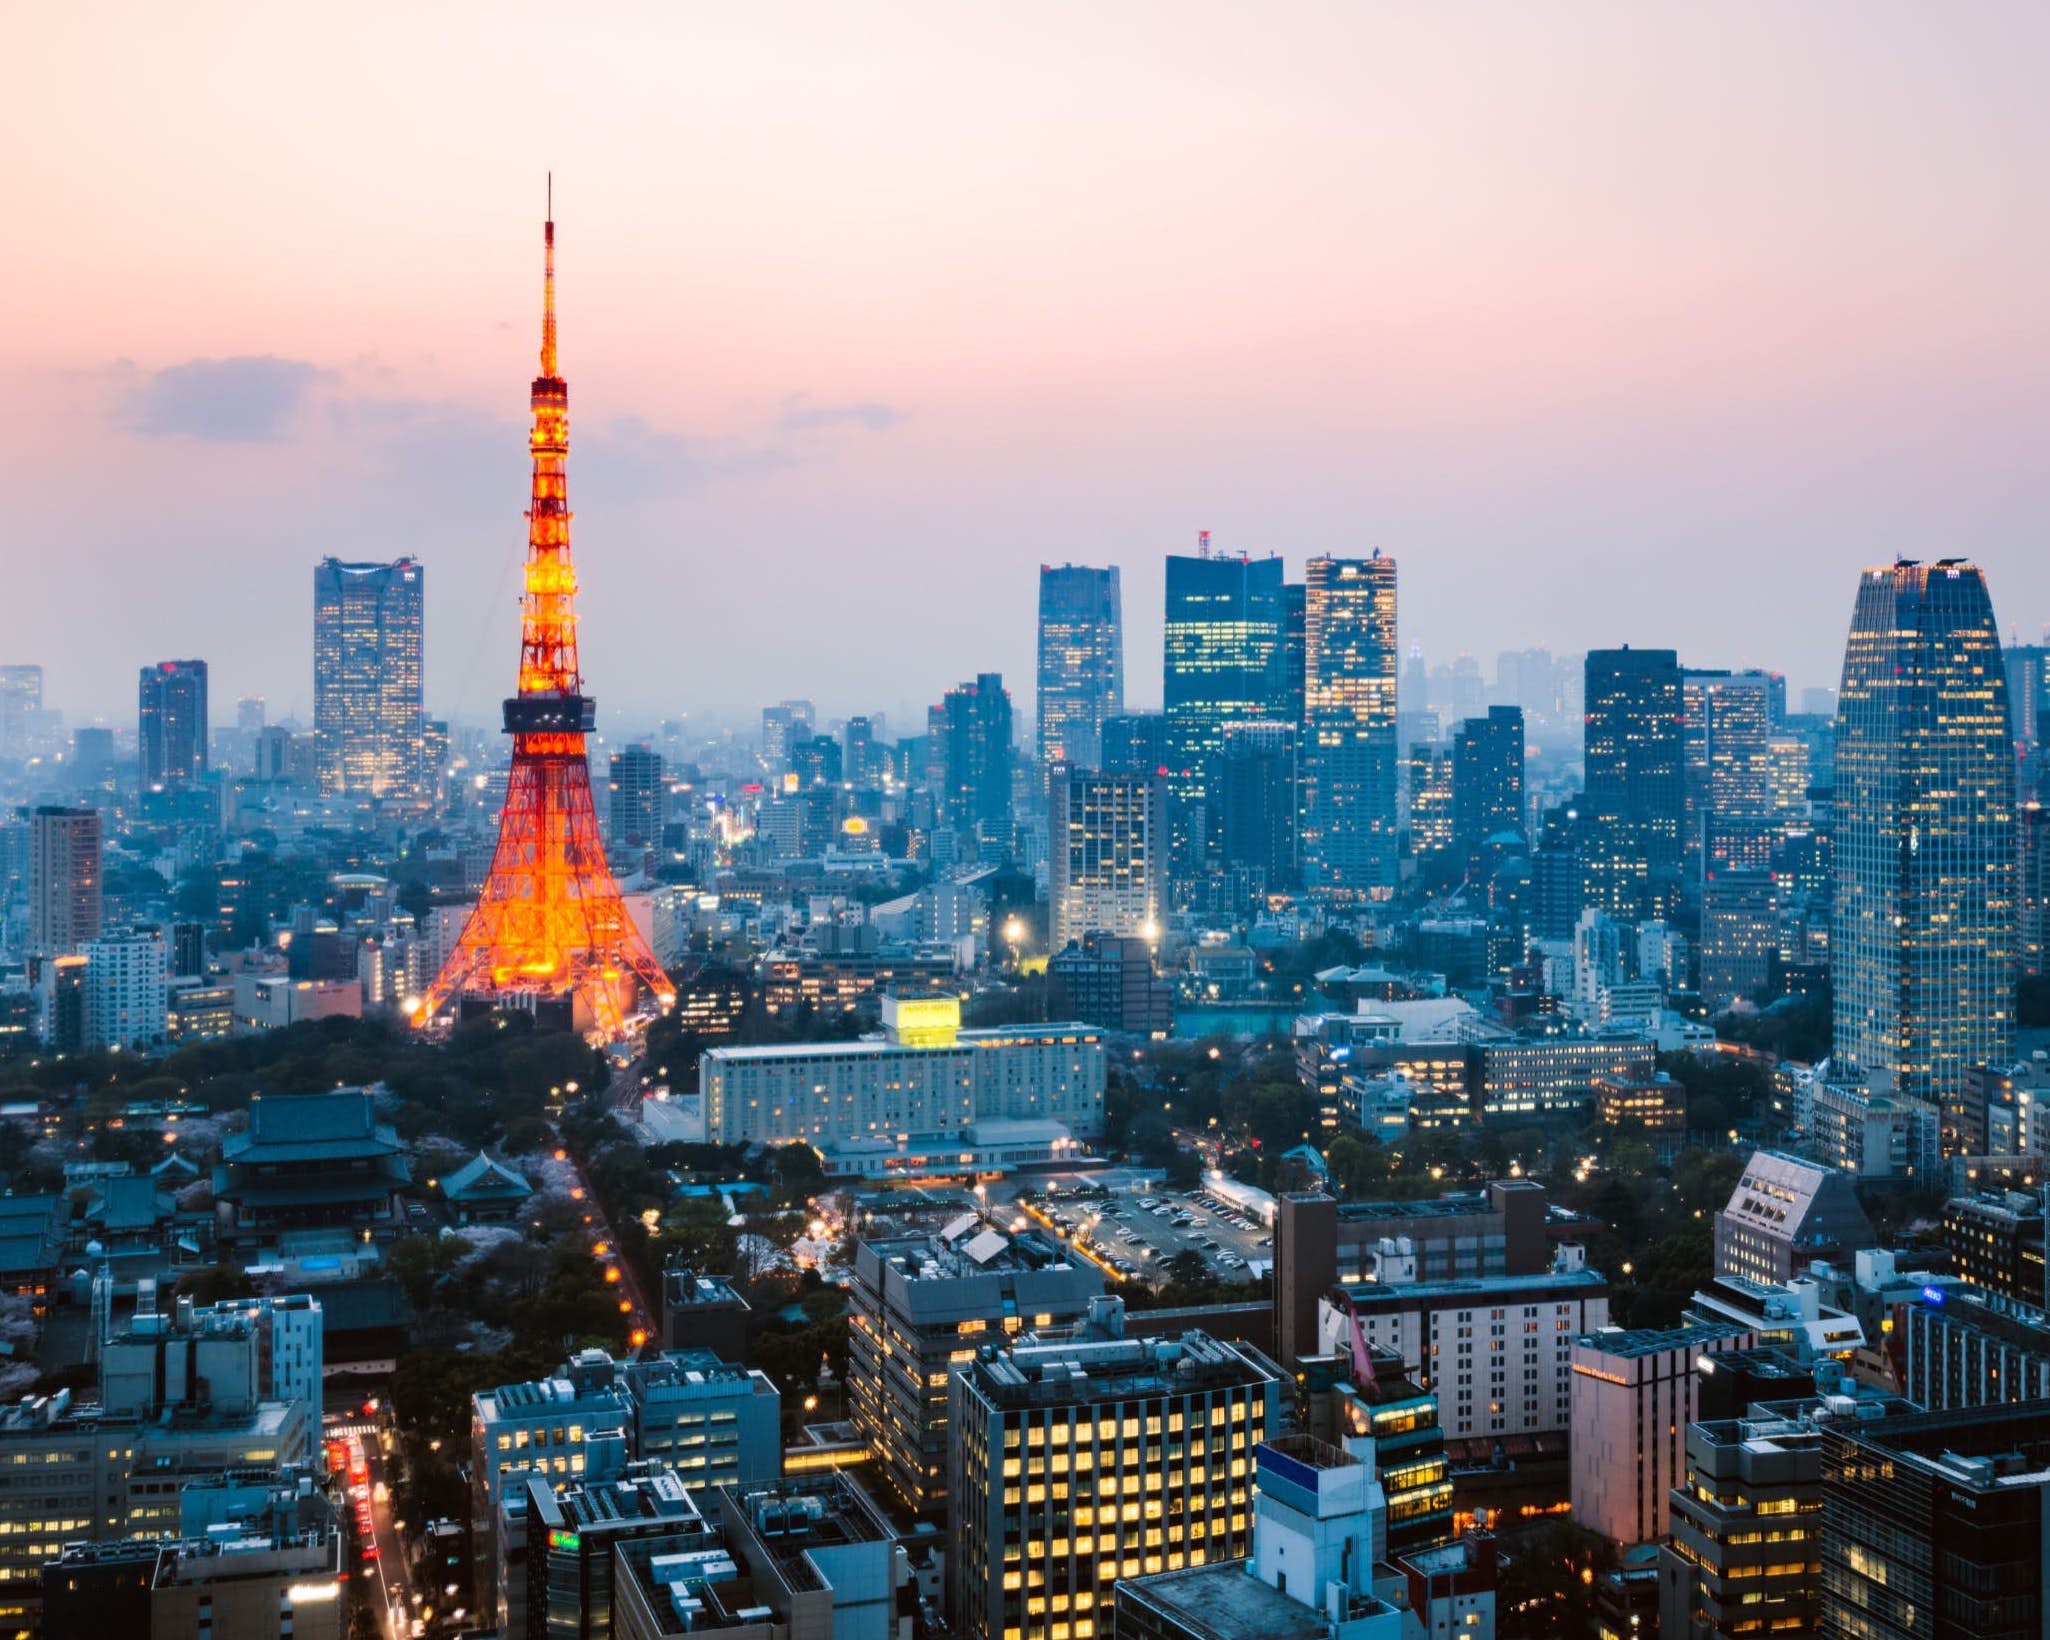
xmin=15 ymin=4 xmax=2050 ymax=726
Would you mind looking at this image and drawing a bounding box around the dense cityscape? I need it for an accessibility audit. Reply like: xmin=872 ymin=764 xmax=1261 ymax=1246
xmin=14 ymin=11 xmax=2050 ymax=1640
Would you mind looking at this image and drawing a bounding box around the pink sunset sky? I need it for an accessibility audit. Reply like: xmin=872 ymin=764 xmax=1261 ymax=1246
xmin=12 ymin=2 xmax=2050 ymax=732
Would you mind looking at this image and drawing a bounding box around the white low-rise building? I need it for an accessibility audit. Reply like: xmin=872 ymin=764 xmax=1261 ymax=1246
xmin=699 ymin=994 xmax=1105 ymax=1147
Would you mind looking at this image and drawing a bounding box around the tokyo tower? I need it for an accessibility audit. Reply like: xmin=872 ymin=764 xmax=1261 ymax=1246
xmin=417 ymin=194 xmax=674 ymax=1038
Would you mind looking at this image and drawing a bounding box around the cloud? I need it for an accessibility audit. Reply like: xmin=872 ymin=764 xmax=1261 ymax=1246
xmin=777 ymin=395 xmax=907 ymax=434
xmin=124 ymin=355 xmax=333 ymax=443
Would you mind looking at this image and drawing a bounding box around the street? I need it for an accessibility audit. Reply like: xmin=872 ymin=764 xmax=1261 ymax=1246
xmin=326 ymin=1412 xmax=416 ymax=1640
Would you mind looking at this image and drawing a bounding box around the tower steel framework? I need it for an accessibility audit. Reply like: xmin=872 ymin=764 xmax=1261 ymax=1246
xmin=418 ymin=201 xmax=674 ymax=1037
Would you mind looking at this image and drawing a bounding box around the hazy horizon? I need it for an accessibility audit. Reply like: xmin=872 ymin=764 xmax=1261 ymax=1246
xmin=14 ymin=2 xmax=2050 ymax=729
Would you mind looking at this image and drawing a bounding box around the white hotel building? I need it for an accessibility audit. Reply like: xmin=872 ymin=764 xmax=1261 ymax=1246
xmin=697 ymin=994 xmax=1106 ymax=1148
xmin=1316 ymin=1240 xmax=1610 ymax=1440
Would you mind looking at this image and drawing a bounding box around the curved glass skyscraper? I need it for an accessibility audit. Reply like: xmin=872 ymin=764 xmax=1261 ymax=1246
xmin=1832 ymin=559 xmax=2018 ymax=1145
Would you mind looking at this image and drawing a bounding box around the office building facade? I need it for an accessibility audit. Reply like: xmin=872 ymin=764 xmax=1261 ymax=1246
xmin=1568 ymin=1325 xmax=1752 ymax=1546
xmin=607 ymin=744 xmax=665 ymax=848
xmin=1582 ymin=648 xmax=1684 ymax=920
xmin=137 ymin=660 xmax=208 ymax=786
xmin=312 ymin=556 xmax=424 ymax=800
xmin=1163 ymin=551 xmax=1287 ymax=870
xmin=1712 ymin=1149 xmax=1876 ymax=1286
xmin=1819 ymin=1402 xmax=2050 ymax=1639
xmin=699 ymin=997 xmax=1105 ymax=1148
xmin=850 ymin=1222 xmax=1106 ymax=1515
xmin=1038 ymin=564 xmax=1124 ymax=770
xmin=1217 ymin=721 xmax=1298 ymax=896
xmin=1832 ymin=559 xmax=2018 ymax=1146
xmin=1301 ymin=555 xmax=1399 ymax=901
xmin=947 ymin=1317 xmax=1283 ymax=1640
xmin=1451 ymin=705 xmax=1525 ymax=863
xmin=931 ymin=674 xmax=1016 ymax=847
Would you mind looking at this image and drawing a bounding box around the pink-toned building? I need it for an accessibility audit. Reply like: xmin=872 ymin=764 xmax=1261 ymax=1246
xmin=1568 ymin=1323 xmax=1753 ymax=1546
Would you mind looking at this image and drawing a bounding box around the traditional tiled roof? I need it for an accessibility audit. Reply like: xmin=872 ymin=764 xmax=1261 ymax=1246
xmin=441 ymin=1152 xmax=533 ymax=1203
xmin=222 ymin=1090 xmax=403 ymax=1164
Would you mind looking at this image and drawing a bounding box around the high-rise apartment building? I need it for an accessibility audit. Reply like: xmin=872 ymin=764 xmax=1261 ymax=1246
xmin=930 ymin=674 xmax=1015 ymax=847
xmin=1217 ymin=722 xmax=1299 ymax=895
xmin=1037 ymin=564 xmax=1124 ymax=770
xmin=28 ymin=805 xmax=101 ymax=955
xmin=1832 ymin=560 xmax=2017 ymax=1143
xmin=1451 ymin=704 xmax=1525 ymax=863
xmin=1301 ymin=554 xmax=1399 ymax=901
xmin=312 ymin=557 xmax=424 ymax=800
xmin=1049 ymin=767 xmax=1164 ymax=950
xmin=1163 ymin=550 xmax=1286 ymax=868
xmin=81 ymin=929 xmax=167 ymax=1050
xmin=137 ymin=660 xmax=208 ymax=786
xmin=1583 ymin=647 xmax=1684 ymax=920
xmin=607 ymin=744 xmax=664 ymax=848
xmin=946 ymin=1310 xmax=1282 ymax=1640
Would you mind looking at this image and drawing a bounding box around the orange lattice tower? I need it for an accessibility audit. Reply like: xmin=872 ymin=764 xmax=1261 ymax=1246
xmin=418 ymin=194 xmax=674 ymax=1038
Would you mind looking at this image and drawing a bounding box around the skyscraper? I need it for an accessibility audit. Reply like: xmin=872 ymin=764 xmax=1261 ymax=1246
xmin=1452 ymin=705 xmax=1525 ymax=864
xmin=1282 ymin=580 xmax=1307 ymax=729
xmin=607 ymin=743 xmax=664 ymax=848
xmin=841 ymin=714 xmax=878 ymax=787
xmin=313 ymin=557 xmax=424 ymax=800
xmin=1036 ymin=563 xmax=1123 ymax=770
xmin=2007 ymin=636 xmax=2050 ymax=801
xmin=137 ymin=659 xmax=208 ymax=786
xmin=929 ymin=673 xmax=1014 ymax=847
xmin=1301 ymin=553 xmax=1399 ymax=900
xmin=1219 ymin=721 xmax=1299 ymax=895
xmin=1408 ymin=743 xmax=1455 ymax=863
xmin=29 ymin=805 xmax=102 ymax=955
xmin=1583 ymin=647 xmax=1684 ymax=919
xmin=1163 ymin=548 xmax=1287 ymax=868
xmin=1101 ymin=712 xmax=1168 ymax=777
xmin=1682 ymin=668 xmax=1776 ymax=883
xmin=1832 ymin=560 xmax=2017 ymax=1140
xmin=1048 ymin=767 xmax=1165 ymax=949
xmin=759 ymin=699 xmax=814 ymax=775
xmin=0 ymin=666 xmax=43 ymax=759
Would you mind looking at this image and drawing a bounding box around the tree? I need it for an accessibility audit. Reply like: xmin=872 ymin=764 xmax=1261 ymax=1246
xmin=1164 ymin=1249 xmax=1208 ymax=1287
xmin=384 ymin=1234 xmax=465 ymax=1313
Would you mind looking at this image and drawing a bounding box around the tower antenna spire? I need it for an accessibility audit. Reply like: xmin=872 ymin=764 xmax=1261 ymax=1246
xmin=541 ymin=173 xmax=558 ymax=378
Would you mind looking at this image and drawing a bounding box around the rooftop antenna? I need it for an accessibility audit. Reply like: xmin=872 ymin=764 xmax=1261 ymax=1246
xmin=541 ymin=172 xmax=558 ymax=378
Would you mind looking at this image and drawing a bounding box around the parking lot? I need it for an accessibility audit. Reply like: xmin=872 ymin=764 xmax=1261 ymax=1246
xmin=1005 ymin=1173 xmax=1274 ymax=1288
